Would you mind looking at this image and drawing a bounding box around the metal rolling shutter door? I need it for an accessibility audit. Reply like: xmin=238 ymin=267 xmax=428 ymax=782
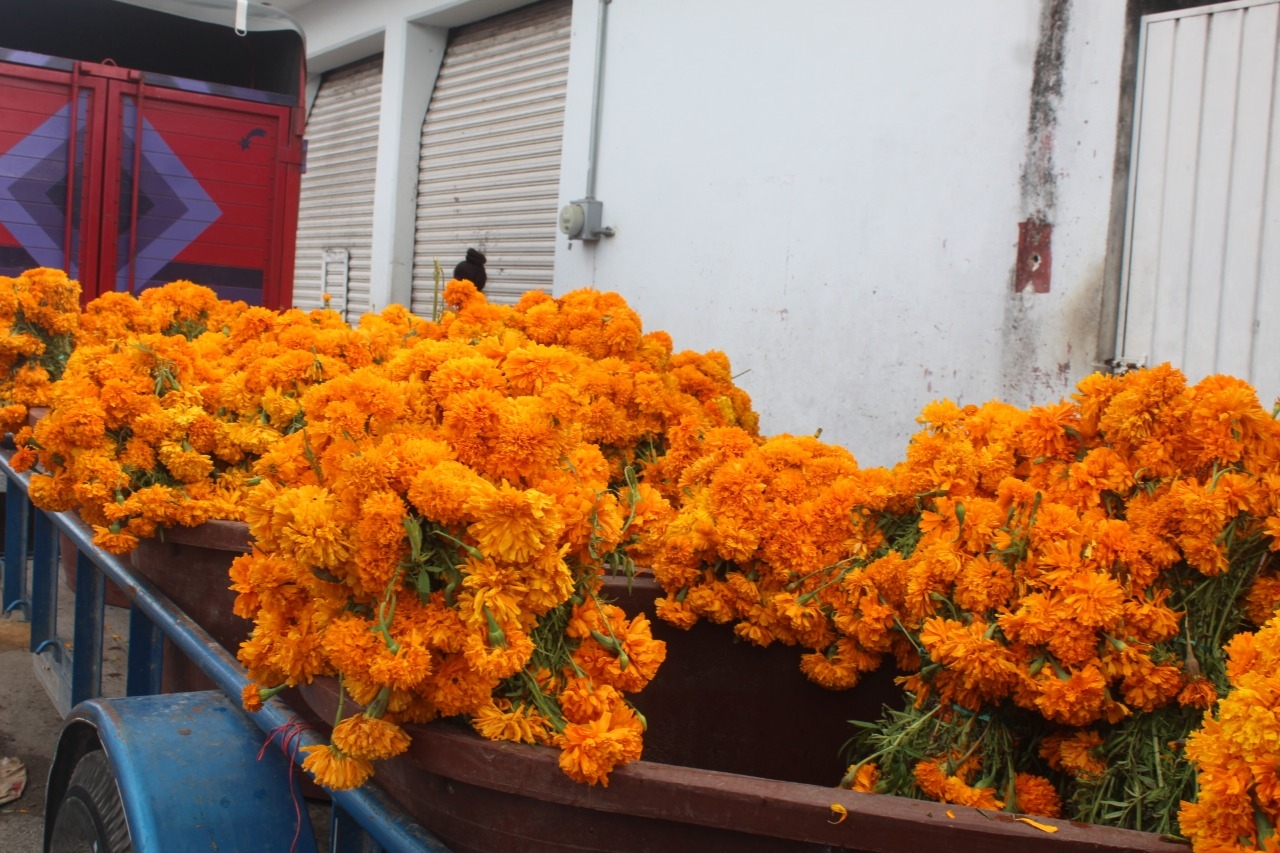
xmin=411 ymin=0 xmax=571 ymax=314
xmin=293 ymin=54 xmax=382 ymax=315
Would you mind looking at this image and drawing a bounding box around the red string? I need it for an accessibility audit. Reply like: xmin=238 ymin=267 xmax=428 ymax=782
xmin=259 ymin=718 xmax=316 ymax=853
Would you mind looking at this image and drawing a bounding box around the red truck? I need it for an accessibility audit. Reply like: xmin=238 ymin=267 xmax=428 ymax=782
xmin=0 ymin=0 xmax=305 ymax=308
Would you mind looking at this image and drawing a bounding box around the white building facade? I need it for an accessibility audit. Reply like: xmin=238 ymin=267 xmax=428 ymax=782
xmin=278 ymin=0 xmax=1280 ymax=466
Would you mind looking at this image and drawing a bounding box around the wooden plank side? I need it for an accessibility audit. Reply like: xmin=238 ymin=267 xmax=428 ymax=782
xmin=1219 ymin=3 xmax=1279 ymax=380
xmin=1184 ymin=9 xmax=1244 ymax=379
xmin=1120 ymin=19 xmax=1179 ymax=365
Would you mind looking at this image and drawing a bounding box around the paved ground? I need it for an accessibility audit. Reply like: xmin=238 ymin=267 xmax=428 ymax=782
xmin=0 ymin=619 xmax=61 ymax=853
xmin=0 ymin=569 xmax=140 ymax=852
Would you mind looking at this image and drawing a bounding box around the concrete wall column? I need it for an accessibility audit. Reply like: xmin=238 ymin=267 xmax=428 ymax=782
xmin=369 ymin=19 xmax=447 ymax=311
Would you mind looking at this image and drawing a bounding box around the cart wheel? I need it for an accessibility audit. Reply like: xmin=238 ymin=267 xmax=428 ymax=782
xmin=47 ymin=749 xmax=132 ymax=853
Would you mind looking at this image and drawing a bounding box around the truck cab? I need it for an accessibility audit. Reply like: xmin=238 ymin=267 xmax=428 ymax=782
xmin=0 ymin=0 xmax=305 ymax=307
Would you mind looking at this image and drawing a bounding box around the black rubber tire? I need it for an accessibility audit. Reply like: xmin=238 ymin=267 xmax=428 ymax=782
xmin=47 ymin=749 xmax=132 ymax=853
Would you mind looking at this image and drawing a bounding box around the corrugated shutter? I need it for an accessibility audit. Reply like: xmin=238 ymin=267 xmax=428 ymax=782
xmin=1117 ymin=0 xmax=1280 ymax=401
xmin=293 ymin=54 xmax=382 ymax=315
xmin=411 ymin=0 xmax=571 ymax=314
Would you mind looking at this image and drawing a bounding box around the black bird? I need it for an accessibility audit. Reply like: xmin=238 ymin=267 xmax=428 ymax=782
xmin=453 ymin=248 xmax=487 ymax=291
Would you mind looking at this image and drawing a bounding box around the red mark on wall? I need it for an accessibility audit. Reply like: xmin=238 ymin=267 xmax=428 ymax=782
xmin=1016 ymin=219 xmax=1052 ymax=293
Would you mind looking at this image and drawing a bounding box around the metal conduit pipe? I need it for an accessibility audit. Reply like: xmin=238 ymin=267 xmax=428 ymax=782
xmin=585 ymin=0 xmax=611 ymax=200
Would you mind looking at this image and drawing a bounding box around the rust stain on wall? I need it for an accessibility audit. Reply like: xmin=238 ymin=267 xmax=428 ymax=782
xmin=1016 ymin=218 xmax=1053 ymax=293
xmin=1014 ymin=0 xmax=1071 ymax=294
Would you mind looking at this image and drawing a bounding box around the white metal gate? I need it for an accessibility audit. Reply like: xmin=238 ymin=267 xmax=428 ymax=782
xmin=410 ymin=0 xmax=572 ymax=314
xmin=293 ymin=55 xmax=383 ymax=315
xmin=1117 ymin=0 xmax=1280 ymax=404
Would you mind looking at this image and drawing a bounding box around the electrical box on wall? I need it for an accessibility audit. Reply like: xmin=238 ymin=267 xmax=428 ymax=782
xmin=559 ymin=198 xmax=613 ymax=241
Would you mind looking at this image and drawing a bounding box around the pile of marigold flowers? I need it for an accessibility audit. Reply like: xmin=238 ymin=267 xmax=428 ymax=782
xmin=7 ymin=271 xmax=757 ymax=789
xmin=235 ymin=281 xmax=756 ymax=789
xmin=1179 ymin=613 xmax=1280 ymax=850
xmin=647 ymin=362 xmax=1280 ymax=844
xmin=12 ymin=280 xmax=396 ymax=552
xmin=7 ymin=269 xmax=1280 ymax=847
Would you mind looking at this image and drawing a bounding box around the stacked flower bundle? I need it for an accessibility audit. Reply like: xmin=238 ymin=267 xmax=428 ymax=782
xmin=11 ymin=274 xmax=759 ymax=788
xmin=0 ymin=267 xmax=81 ymax=434
xmin=847 ymin=368 xmax=1279 ymax=835
xmin=1180 ymin=613 xmax=1280 ymax=849
xmin=12 ymin=281 xmax=389 ymax=552
xmin=649 ymin=363 xmax=1280 ymax=839
xmin=232 ymin=281 xmax=756 ymax=788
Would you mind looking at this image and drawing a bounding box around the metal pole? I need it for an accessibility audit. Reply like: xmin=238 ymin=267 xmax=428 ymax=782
xmin=585 ymin=0 xmax=611 ymax=199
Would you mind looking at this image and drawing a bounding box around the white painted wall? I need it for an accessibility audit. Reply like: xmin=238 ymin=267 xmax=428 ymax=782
xmin=556 ymin=0 xmax=1128 ymax=466
xmin=288 ymin=0 xmax=1130 ymax=467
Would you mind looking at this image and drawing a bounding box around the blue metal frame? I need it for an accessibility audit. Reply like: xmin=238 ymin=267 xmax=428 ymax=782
xmin=2 ymin=478 xmax=29 ymax=616
xmin=28 ymin=509 xmax=56 ymax=651
xmin=0 ymin=450 xmax=452 ymax=853
xmin=71 ymin=549 xmax=106 ymax=706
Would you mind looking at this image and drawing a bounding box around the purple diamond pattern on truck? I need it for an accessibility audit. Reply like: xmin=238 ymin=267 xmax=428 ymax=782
xmin=0 ymin=100 xmax=82 ymax=274
xmin=116 ymin=102 xmax=221 ymax=291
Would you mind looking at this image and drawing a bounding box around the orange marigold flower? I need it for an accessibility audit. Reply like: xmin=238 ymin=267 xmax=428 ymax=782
xmin=406 ymin=460 xmax=487 ymax=526
xmin=559 ymin=679 xmax=624 ymax=725
xmin=331 ymin=714 xmax=412 ymax=761
xmin=685 ymin=584 xmax=736 ymax=624
xmin=556 ymin=705 xmax=645 ymax=787
xmin=1032 ymin=663 xmax=1109 ymax=727
xmin=771 ymin=590 xmax=827 ymax=636
xmin=1177 ymin=676 xmax=1218 ymax=710
xmin=1121 ymin=590 xmax=1183 ymax=644
xmin=800 ymin=648 xmax=861 ymax=691
xmin=913 ymin=758 xmax=950 ymax=801
xmin=471 ymin=698 xmax=554 ymax=745
xmin=241 ymin=683 xmax=266 ymax=713
xmin=368 ymin=642 xmax=435 ymax=692
xmin=942 ymin=774 xmax=1002 ymax=810
xmin=461 ymin=622 xmax=535 ymax=681
xmin=846 ymin=762 xmax=880 ymax=793
xmin=422 ymin=653 xmax=497 ymax=718
xmin=1040 ymin=729 xmax=1107 ymax=779
xmin=91 ymin=524 xmax=139 ymax=554
xmin=1120 ymin=661 xmax=1183 ymax=713
xmin=271 ymin=484 xmax=353 ymax=570
xmin=300 ymin=743 xmax=374 ymax=790
xmin=1053 ymin=569 xmax=1125 ymax=630
xmin=1245 ymin=572 xmax=1280 ymax=626
xmin=1012 ymin=773 xmax=1062 ymax=818
xmin=353 ymin=491 xmax=410 ymax=594
xmin=465 ymin=481 xmax=560 ymax=564
xmin=9 ymin=444 xmax=37 ymax=472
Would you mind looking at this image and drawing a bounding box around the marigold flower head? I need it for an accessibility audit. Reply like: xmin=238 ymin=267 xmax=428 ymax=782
xmin=331 ymin=714 xmax=412 ymax=761
xmin=1040 ymin=730 xmax=1107 ymax=779
xmin=556 ymin=704 xmax=645 ymax=787
xmin=1012 ymin=773 xmax=1062 ymax=819
xmin=1177 ymin=676 xmax=1218 ymax=710
xmin=300 ymin=743 xmax=374 ymax=790
xmin=465 ymin=481 xmax=560 ymax=564
xmin=472 ymin=698 xmax=554 ymax=745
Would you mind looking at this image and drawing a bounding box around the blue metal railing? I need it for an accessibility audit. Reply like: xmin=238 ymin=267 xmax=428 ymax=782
xmin=0 ymin=449 xmax=451 ymax=853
